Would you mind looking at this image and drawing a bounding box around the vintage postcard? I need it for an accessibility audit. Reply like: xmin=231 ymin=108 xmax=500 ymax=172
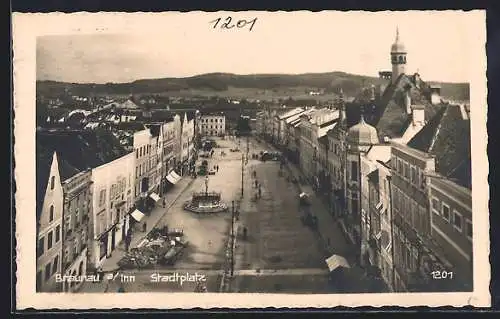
xmin=13 ymin=11 xmax=490 ymax=309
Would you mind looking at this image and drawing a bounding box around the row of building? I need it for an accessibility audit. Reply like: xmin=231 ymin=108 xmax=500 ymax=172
xmin=256 ymin=29 xmax=473 ymax=292
xmin=36 ymin=112 xmax=197 ymax=292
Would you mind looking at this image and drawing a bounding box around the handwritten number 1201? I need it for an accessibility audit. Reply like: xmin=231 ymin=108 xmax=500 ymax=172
xmin=210 ymin=17 xmax=257 ymax=31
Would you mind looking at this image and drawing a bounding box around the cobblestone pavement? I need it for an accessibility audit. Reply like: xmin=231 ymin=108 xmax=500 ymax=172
xmin=81 ymin=136 xmax=249 ymax=293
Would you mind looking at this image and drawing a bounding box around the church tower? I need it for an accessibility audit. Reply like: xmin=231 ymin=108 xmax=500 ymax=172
xmin=391 ymin=27 xmax=407 ymax=84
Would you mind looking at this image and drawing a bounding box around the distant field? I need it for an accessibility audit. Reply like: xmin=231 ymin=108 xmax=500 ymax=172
xmin=103 ymin=87 xmax=342 ymax=103
xmin=161 ymin=86 xmax=341 ymax=102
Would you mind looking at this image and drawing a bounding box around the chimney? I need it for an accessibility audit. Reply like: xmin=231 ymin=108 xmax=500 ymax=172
xmin=411 ymin=104 xmax=425 ymax=127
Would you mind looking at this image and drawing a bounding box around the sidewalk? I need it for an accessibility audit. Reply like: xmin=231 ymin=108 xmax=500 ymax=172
xmin=101 ymin=177 xmax=195 ymax=272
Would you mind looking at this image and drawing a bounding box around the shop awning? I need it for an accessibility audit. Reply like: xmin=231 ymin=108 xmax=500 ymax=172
xmin=166 ymin=170 xmax=182 ymax=185
xmin=325 ymin=254 xmax=351 ymax=272
xmin=149 ymin=192 xmax=161 ymax=202
xmin=131 ymin=209 xmax=145 ymax=222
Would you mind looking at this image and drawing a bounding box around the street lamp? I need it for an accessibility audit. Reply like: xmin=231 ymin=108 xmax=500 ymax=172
xmin=205 ymin=175 xmax=209 ymax=197
xmin=231 ymin=200 xmax=235 ymax=277
xmin=241 ymin=153 xmax=244 ymax=198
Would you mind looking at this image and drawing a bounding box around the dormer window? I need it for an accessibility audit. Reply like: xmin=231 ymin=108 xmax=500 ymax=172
xmin=49 ymin=205 xmax=54 ymax=222
xmin=50 ymin=176 xmax=55 ymax=190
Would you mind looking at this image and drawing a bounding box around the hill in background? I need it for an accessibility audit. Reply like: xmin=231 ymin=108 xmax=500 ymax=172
xmin=36 ymin=71 xmax=470 ymax=102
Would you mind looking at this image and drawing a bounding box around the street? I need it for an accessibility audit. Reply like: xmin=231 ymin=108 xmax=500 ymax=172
xmin=83 ymin=136 xmax=367 ymax=293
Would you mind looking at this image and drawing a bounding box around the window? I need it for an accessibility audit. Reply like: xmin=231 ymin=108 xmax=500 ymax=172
xmin=465 ymin=219 xmax=472 ymax=240
xmin=404 ymin=163 xmax=410 ymax=180
xmin=453 ymin=210 xmax=463 ymax=231
xmin=391 ymin=155 xmax=397 ymax=170
xmin=393 ymin=188 xmax=399 ymax=211
xmin=99 ymin=189 xmax=106 ymax=207
xmin=410 ymin=200 xmax=417 ymax=228
xmin=404 ymin=195 xmax=411 ymax=219
xmin=397 ymin=160 xmax=402 ymax=174
xmin=45 ymin=263 xmax=51 ymax=281
xmin=432 ymin=197 xmax=441 ymax=215
xmin=49 ymin=205 xmax=54 ymax=222
xmin=75 ymin=208 xmax=79 ymax=224
xmin=420 ymin=206 xmax=429 ymax=235
xmin=411 ymin=166 xmax=417 ymax=183
xmin=50 ymin=176 xmax=55 ymax=190
xmin=136 ymin=149 xmax=139 ymax=158
xmin=37 ymin=237 xmax=44 ymax=257
xmin=52 ymin=255 xmax=59 ymax=275
xmin=442 ymin=204 xmax=450 ymax=221
xmin=351 ymin=161 xmax=358 ymax=181
xmin=55 ymin=225 xmax=60 ymax=243
xmin=47 ymin=231 xmax=53 ymax=250
xmin=351 ymin=198 xmax=359 ymax=215
xmin=65 ymin=214 xmax=71 ymax=231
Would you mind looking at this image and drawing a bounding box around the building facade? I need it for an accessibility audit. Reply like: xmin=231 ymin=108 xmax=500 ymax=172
xmin=200 ymin=113 xmax=226 ymax=137
xmin=344 ymin=113 xmax=379 ymax=262
xmin=160 ymin=119 xmax=178 ymax=194
xmin=90 ymin=151 xmax=135 ymax=268
xmin=61 ymin=169 xmax=93 ymax=292
xmin=179 ymin=113 xmax=195 ymax=175
xmin=390 ymin=142 xmax=442 ymax=292
xmin=36 ymin=152 xmax=64 ymax=292
xmin=133 ymin=128 xmax=152 ymax=206
xmin=299 ymin=108 xmax=338 ymax=183
xmin=367 ymin=161 xmax=394 ymax=290
xmin=428 ymin=175 xmax=473 ymax=290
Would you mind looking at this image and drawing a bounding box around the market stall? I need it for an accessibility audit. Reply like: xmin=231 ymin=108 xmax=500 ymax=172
xmin=117 ymin=226 xmax=189 ymax=270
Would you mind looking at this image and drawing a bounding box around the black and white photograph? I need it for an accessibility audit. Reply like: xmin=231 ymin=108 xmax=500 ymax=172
xmin=13 ymin=11 xmax=489 ymax=308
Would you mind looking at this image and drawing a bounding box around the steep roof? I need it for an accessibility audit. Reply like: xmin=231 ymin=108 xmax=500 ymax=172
xmin=36 ymin=129 xmax=129 ymax=223
xmin=120 ymin=99 xmax=139 ymax=109
xmin=148 ymin=124 xmax=161 ymax=137
xmin=407 ymin=104 xmax=471 ymax=189
xmin=37 ymin=129 xmax=129 ymax=181
xmin=349 ymin=74 xmax=445 ymax=139
xmin=319 ymin=118 xmax=338 ymax=129
xmin=150 ymin=110 xmax=175 ymax=123
xmin=115 ymin=121 xmax=147 ymax=132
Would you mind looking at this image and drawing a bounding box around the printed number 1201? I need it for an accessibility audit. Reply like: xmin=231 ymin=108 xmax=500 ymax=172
xmin=210 ymin=17 xmax=257 ymax=31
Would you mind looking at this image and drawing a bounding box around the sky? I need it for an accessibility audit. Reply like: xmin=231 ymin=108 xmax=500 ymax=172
xmin=35 ymin=11 xmax=483 ymax=84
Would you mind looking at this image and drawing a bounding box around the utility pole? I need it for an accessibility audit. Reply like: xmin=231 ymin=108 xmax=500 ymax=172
xmin=246 ymin=134 xmax=250 ymax=159
xmin=241 ymin=153 xmax=244 ymax=198
xmin=231 ymin=200 xmax=235 ymax=277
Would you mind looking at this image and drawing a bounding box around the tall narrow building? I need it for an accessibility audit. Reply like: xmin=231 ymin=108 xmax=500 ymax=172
xmin=391 ymin=27 xmax=407 ymax=84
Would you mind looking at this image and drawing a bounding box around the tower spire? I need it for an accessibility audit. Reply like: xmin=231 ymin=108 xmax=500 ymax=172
xmin=396 ymin=26 xmax=400 ymax=42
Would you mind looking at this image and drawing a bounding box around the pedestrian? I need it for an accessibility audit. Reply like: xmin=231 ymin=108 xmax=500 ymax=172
xmin=258 ymin=186 xmax=262 ymax=198
xmin=162 ymin=199 xmax=166 ymax=208
xmin=143 ymin=221 xmax=147 ymax=232
xmin=216 ymin=165 xmax=219 ymax=172
xmin=125 ymin=236 xmax=130 ymax=252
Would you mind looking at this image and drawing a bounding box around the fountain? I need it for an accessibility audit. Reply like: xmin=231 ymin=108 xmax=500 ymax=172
xmin=183 ymin=176 xmax=228 ymax=214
